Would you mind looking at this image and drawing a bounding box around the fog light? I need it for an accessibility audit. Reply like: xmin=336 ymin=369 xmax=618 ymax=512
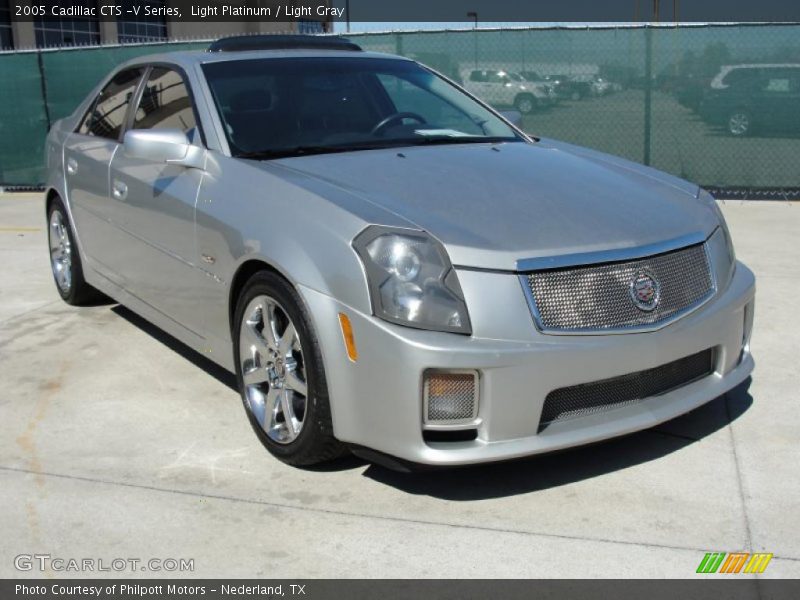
xmin=423 ymin=370 xmax=479 ymax=424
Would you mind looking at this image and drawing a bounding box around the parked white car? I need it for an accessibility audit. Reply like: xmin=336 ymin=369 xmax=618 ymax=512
xmin=572 ymin=74 xmax=613 ymax=97
xmin=462 ymin=69 xmax=553 ymax=114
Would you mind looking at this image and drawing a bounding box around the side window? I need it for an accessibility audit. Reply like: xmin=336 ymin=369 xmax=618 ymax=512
xmin=78 ymin=67 xmax=144 ymax=140
xmin=133 ymin=67 xmax=198 ymax=138
xmin=487 ymin=71 xmax=507 ymax=84
xmin=763 ymin=77 xmax=790 ymax=93
xmin=469 ymin=71 xmax=485 ymax=83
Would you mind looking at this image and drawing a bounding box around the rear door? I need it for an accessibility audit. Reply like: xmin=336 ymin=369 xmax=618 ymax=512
xmin=106 ymin=65 xmax=207 ymax=332
xmin=64 ymin=67 xmax=145 ymax=283
xmin=753 ymin=70 xmax=796 ymax=131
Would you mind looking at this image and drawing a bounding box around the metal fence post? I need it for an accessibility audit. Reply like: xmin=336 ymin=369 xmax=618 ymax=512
xmin=643 ymin=25 xmax=653 ymax=166
xmin=36 ymin=50 xmax=52 ymax=133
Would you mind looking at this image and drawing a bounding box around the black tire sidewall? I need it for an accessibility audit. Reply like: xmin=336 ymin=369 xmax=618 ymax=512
xmin=233 ymin=271 xmax=335 ymax=464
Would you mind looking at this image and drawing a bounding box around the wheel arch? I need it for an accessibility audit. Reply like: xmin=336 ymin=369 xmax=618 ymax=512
xmin=228 ymin=258 xmax=290 ymax=335
xmin=45 ymin=187 xmax=61 ymax=216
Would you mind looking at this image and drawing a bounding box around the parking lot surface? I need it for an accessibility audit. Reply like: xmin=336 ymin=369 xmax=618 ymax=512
xmin=523 ymin=90 xmax=800 ymax=189
xmin=0 ymin=192 xmax=798 ymax=579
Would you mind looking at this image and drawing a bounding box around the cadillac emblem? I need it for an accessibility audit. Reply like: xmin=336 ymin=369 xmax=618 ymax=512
xmin=630 ymin=270 xmax=660 ymax=312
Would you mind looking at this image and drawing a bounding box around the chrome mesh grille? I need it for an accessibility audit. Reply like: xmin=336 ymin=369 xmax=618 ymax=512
xmin=539 ymin=348 xmax=715 ymax=430
xmin=424 ymin=372 xmax=477 ymax=422
xmin=525 ymin=243 xmax=714 ymax=332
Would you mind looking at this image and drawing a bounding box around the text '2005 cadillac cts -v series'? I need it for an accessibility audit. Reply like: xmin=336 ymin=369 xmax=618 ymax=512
xmin=44 ymin=35 xmax=755 ymax=469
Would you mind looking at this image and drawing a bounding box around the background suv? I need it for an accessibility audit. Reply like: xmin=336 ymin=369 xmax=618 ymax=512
xmin=699 ymin=64 xmax=800 ymax=136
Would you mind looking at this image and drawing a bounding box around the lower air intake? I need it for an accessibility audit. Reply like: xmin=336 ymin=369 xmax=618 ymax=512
xmin=539 ymin=349 xmax=715 ymax=431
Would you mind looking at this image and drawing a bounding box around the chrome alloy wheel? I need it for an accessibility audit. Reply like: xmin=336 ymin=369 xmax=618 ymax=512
xmin=49 ymin=209 xmax=72 ymax=293
xmin=239 ymin=295 xmax=308 ymax=444
xmin=729 ymin=112 xmax=749 ymax=136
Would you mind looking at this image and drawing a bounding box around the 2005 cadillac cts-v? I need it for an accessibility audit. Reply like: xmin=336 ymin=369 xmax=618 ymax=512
xmin=43 ymin=36 xmax=755 ymax=468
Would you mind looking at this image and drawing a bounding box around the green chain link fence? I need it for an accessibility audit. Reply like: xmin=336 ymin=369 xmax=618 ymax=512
xmin=1 ymin=24 xmax=799 ymax=196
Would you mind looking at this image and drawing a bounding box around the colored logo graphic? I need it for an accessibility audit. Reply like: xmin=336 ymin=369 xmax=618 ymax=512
xmin=697 ymin=552 xmax=773 ymax=574
xmin=629 ymin=270 xmax=661 ymax=312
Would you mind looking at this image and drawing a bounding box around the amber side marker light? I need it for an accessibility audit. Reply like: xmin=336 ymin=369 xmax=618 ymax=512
xmin=338 ymin=312 xmax=358 ymax=362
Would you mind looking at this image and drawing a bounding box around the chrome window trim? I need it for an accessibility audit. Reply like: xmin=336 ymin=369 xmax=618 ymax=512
xmin=518 ymin=231 xmax=719 ymax=336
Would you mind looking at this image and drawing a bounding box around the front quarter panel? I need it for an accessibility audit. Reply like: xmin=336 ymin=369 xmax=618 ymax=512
xmin=44 ymin=120 xmax=69 ymax=205
xmin=194 ymin=154 xmax=401 ymax=366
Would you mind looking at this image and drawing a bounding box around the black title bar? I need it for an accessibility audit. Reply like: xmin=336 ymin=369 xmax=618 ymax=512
xmin=8 ymin=0 xmax=800 ymax=23
xmin=3 ymin=580 xmax=800 ymax=600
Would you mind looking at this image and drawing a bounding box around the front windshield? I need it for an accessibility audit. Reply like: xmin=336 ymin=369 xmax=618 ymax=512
xmin=201 ymin=57 xmax=522 ymax=158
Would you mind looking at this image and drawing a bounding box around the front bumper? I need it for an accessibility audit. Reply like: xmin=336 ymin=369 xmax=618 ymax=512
xmin=300 ymin=261 xmax=755 ymax=466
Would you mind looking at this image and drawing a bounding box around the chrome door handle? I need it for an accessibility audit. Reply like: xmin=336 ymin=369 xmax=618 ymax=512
xmin=66 ymin=158 xmax=78 ymax=175
xmin=112 ymin=180 xmax=128 ymax=200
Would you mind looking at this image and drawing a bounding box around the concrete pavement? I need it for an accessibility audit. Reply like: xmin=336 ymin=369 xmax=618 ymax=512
xmin=0 ymin=193 xmax=798 ymax=579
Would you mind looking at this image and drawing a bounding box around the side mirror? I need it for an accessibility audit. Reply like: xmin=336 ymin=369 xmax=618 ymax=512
xmin=123 ymin=129 xmax=204 ymax=169
xmin=499 ymin=110 xmax=523 ymax=128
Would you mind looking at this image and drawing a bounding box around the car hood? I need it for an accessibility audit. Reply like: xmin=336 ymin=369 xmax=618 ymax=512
xmin=267 ymin=140 xmax=716 ymax=271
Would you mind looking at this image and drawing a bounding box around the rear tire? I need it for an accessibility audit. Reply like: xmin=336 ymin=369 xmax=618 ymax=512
xmin=47 ymin=196 xmax=102 ymax=305
xmin=728 ymin=110 xmax=751 ymax=136
xmin=233 ymin=271 xmax=346 ymax=466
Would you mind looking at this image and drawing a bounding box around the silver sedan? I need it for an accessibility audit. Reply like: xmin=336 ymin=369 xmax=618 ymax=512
xmin=43 ymin=36 xmax=755 ymax=468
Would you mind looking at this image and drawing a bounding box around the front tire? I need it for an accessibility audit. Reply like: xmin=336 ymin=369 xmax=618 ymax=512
xmin=514 ymin=93 xmax=537 ymax=115
xmin=233 ymin=271 xmax=345 ymax=466
xmin=47 ymin=196 xmax=101 ymax=305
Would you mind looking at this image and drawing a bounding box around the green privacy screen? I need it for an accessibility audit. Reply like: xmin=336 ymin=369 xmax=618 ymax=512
xmin=0 ymin=52 xmax=50 ymax=185
xmin=0 ymin=41 xmax=206 ymax=187
xmin=1 ymin=24 xmax=798 ymax=193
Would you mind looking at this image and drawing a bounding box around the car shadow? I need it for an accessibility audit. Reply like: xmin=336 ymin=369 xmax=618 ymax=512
xmin=362 ymin=378 xmax=753 ymax=500
xmin=111 ymin=304 xmax=238 ymax=392
xmin=109 ymin=302 xmax=753 ymax=495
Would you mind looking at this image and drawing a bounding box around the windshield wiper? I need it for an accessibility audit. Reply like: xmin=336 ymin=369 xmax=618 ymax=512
xmin=236 ymin=137 xmax=518 ymax=160
xmin=236 ymin=145 xmax=369 ymax=160
xmin=406 ymin=135 xmax=517 ymax=146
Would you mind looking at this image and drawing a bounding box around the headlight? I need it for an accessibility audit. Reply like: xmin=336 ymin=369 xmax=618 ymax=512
xmin=353 ymin=226 xmax=472 ymax=335
xmin=699 ymin=189 xmax=736 ymax=282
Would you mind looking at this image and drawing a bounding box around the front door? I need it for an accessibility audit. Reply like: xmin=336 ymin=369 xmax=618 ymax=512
xmin=107 ymin=66 xmax=206 ymax=334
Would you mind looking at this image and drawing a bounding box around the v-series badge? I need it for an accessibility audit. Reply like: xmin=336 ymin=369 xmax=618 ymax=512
xmin=14 ymin=4 xmax=180 ymax=18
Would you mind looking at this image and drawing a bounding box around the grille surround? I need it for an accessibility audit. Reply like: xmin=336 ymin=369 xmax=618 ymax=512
xmin=539 ymin=348 xmax=716 ymax=430
xmin=521 ymin=242 xmax=716 ymax=334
